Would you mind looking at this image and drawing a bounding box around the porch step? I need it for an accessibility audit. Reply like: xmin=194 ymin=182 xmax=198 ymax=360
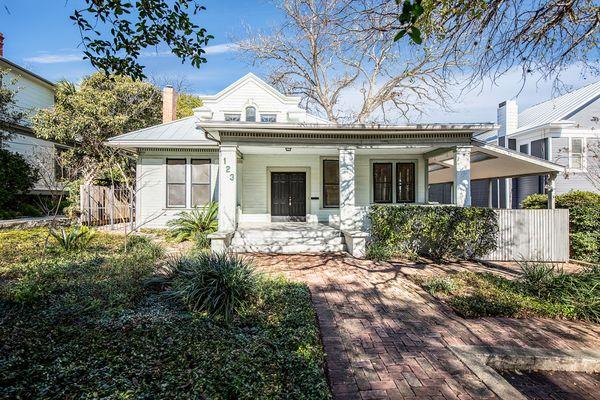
xmin=229 ymin=223 xmax=347 ymax=254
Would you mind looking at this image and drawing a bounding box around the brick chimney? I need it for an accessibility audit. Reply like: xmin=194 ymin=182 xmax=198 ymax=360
xmin=0 ymin=32 xmax=4 ymax=57
xmin=162 ymin=86 xmax=178 ymax=123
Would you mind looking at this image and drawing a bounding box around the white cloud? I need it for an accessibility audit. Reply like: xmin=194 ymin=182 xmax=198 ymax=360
xmin=23 ymin=53 xmax=83 ymax=64
xmin=143 ymin=42 xmax=239 ymax=58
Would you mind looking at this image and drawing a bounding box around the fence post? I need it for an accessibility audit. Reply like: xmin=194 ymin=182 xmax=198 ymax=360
xmin=129 ymin=189 xmax=134 ymax=232
xmin=109 ymin=185 xmax=115 ymax=230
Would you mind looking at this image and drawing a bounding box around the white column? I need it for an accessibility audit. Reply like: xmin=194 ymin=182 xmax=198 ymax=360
xmin=547 ymin=172 xmax=557 ymax=209
xmin=424 ymin=158 xmax=429 ymax=203
xmin=488 ymin=179 xmax=493 ymax=208
xmin=218 ymin=145 xmax=238 ymax=231
xmin=453 ymin=146 xmax=472 ymax=207
xmin=339 ymin=147 xmax=356 ymax=231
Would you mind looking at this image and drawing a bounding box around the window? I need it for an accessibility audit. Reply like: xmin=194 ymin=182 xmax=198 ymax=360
xmin=224 ymin=113 xmax=241 ymax=121
xmin=260 ymin=114 xmax=276 ymax=123
xmin=519 ymin=144 xmax=529 ymax=154
xmin=571 ymin=138 xmax=584 ymax=169
xmin=166 ymin=159 xmax=186 ymax=207
xmin=373 ymin=163 xmax=393 ymax=203
xmin=396 ymin=163 xmax=415 ymax=203
xmin=245 ymin=106 xmax=256 ymax=122
xmin=191 ymin=159 xmax=211 ymax=207
xmin=322 ymin=159 xmax=339 ymax=208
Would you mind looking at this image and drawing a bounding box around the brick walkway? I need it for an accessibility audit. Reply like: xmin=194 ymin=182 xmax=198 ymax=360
xmin=248 ymin=253 xmax=600 ymax=400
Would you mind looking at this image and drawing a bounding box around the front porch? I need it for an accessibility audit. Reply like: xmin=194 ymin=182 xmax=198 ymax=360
xmin=203 ymin=122 xmax=564 ymax=256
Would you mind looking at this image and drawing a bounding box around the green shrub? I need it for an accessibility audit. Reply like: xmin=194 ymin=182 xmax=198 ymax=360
xmin=518 ymin=261 xmax=564 ymax=297
xmin=520 ymin=193 xmax=548 ymax=209
xmin=365 ymin=242 xmax=393 ymax=261
xmin=49 ymin=225 xmax=95 ymax=251
xmin=368 ymin=205 xmax=498 ymax=260
xmin=167 ymin=202 xmax=218 ymax=242
xmin=0 ymin=149 xmax=39 ymax=210
xmin=163 ymin=252 xmax=257 ymax=322
xmin=125 ymin=235 xmax=164 ymax=258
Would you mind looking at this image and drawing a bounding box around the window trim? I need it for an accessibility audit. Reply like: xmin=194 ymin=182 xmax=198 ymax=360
xmin=395 ymin=162 xmax=416 ymax=203
xmin=322 ymin=159 xmax=339 ymax=208
xmin=372 ymin=162 xmax=393 ymax=204
xmin=569 ymin=137 xmax=585 ymax=171
xmin=166 ymin=158 xmax=187 ymax=208
xmin=191 ymin=158 xmax=211 ymax=207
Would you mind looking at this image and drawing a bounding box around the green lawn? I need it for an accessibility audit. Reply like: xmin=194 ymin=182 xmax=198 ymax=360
xmin=0 ymin=228 xmax=330 ymax=399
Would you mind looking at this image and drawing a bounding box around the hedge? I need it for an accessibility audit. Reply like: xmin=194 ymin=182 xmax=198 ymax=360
xmin=368 ymin=205 xmax=499 ymax=260
xmin=521 ymin=191 xmax=600 ymax=263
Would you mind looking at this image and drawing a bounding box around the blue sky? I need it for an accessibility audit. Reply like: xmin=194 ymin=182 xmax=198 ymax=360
xmin=0 ymin=0 xmax=595 ymax=123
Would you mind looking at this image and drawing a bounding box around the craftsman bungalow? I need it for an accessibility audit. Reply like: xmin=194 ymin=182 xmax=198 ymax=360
xmin=107 ymin=73 xmax=564 ymax=257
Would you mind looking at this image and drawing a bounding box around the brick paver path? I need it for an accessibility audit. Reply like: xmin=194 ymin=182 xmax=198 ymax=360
xmin=248 ymin=253 xmax=600 ymax=400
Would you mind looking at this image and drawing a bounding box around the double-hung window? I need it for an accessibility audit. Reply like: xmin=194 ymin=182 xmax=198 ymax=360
xmin=373 ymin=163 xmax=393 ymax=203
xmin=245 ymin=106 xmax=256 ymax=122
xmin=166 ymin=159 xmax=186 ymax=207
xmin=396 ymin=163 xmax=415 ymax=203
xmin=372 ymin=162 xmax=416 ymax=203
xmin=571 ymin=138 xmax=584 ymax=169
xmin=322 ymin=159 xmax=339 ymax=208
xmin=191 ymin=159 xmax=211 ymax=206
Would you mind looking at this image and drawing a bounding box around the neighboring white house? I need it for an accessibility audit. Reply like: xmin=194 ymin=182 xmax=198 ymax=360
xmin=467 ymin=81 xmax=600 ymax=208
xmin=108 ymin=73 xmax=564 ymax=256
xmin=1 ymin=33 xmax=65 ymax=194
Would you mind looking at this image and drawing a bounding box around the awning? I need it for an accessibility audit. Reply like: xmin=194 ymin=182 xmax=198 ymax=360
xmin=428 ymin=140 xmax=564 ymax=184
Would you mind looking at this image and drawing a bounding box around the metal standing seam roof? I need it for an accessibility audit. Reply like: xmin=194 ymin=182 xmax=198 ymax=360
xmin=516 ymin=80 xmax=600 ymax=132
xmin=107 ymin=116 xmax=217 ymax=145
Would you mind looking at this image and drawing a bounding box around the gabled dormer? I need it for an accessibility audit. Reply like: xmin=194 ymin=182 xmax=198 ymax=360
xmin=194 ymin=73 xmax=329 ymax=124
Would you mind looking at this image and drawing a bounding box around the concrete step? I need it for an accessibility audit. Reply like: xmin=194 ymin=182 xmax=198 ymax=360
xmin=230 ymin=243 xmax=347 ymax=254
xmin=230 ymin=235 xmax=345 ymax=247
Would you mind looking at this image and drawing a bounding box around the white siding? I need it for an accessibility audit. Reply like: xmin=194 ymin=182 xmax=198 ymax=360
xmin=2 ymin=69 xmax=54 ymax=125
xmin=4 ymin=133 xmax=58 ymax=191
xmin=136 ymin=151 xmax=219 ymax=228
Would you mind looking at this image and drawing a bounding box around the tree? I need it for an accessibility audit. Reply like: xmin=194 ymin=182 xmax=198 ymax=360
xmin=0 ymin=151 xmax=39 ymax=211
xmin=237 ymin=0 xmax=454 ymax=123
xmin=33 ymin=73 xmax=162 ymax=184
xmin=0 ymin=70 xmax=27 ymax=143
xmin=386 ymin=0 xmax=599 ymax=84
xmin=176 ymin=93 xmax=203 ymax=119
xmin=70 ymin=0 xmax=213 ymax=79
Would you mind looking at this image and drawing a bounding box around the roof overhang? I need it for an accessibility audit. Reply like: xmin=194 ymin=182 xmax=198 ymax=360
xmin=198 ymin=121 xmax=497 ymax=146
xmin=428 ymin=140 xmax=564 ymax=183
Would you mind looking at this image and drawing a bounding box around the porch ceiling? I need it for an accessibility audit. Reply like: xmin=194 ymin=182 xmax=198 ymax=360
xmin=428 ymin=140 xmax=564 ymax=184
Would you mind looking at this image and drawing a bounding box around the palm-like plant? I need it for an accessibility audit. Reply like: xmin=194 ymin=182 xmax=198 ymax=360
xmin=167 ymin=202 xmax=218 ymax=242
xmin=49 ymin=225 xmax=95 ymax=251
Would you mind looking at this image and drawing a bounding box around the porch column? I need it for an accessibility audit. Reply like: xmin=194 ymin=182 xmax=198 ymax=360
xmin=453 ymin=146 xmax=472 ymax=207
xmin=218 ymin=145 xmax=238 ymax=231
xmin=547 ymin=172 xmax=557 ymax=209
xmin=339 ymin=146 xmax=356 ymax=231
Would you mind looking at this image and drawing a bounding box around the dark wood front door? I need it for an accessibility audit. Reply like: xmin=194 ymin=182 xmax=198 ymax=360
xmin=271 ymin=172 xmax=306 ymax=221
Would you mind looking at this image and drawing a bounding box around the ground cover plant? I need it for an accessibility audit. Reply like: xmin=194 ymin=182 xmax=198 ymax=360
xmin=414 ymin=262 xmax=600 ymax=323
xmin=0 ymin=228 xmax=330 ymax=399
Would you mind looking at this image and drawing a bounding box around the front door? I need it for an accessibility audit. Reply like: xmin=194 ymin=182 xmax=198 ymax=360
xmin=271 ymin=172 xmax=306 ymax=222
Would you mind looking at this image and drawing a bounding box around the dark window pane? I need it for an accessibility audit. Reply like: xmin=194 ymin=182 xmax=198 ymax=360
xmin=396 ymin=163 xmax=415 ymax=203
xmin=167 ymin=159 xmax=185 ymax=183
xmin=225 ymin=114 xmax=240 ymax=121
xmin=373 ymin=163 xmax=392 ymax=203
xmin=245 ymin=106 xmax=256 ymax=122
xmin=323 ymin=159 xmax=339 ymax=207
xmin=192 ymin=184 xmax=210 ymax=206
xmin=168 ymin=184 xmax=185 ymax=207
xmin=260 ymin=114 xmax=276 ymax=123
xmin=191 ymin=159 xmax=210 ymax=184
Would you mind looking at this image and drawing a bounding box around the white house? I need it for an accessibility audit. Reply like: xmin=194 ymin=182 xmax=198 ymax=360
xmin=1 ymin=33 xmax=66 ymax=194
xmin=469 ymin=81 xmax=600 ymax=208
xmin=108 ymin=73 xmax=564 ymax=256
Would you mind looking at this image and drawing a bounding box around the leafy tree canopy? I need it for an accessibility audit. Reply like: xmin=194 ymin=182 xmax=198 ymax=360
xmin=176 ymin=93 xmax=203 ymax=119
xmin=71 ymin=0 xmax=213 ymax=79
xmin=0 ymin=70 xmax=27 ymax=143
xmin=33 ymin=73 xmax=162 ymax=183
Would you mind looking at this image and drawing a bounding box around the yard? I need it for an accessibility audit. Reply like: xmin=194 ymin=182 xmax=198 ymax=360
xmin=0 ymin=228 xmax=330 ymax=399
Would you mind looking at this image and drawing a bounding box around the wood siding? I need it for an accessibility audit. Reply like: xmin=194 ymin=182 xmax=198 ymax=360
xmin=482 ymin=209 xmax=570 ymax=262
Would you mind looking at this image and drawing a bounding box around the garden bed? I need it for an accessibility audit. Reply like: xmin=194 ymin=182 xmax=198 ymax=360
xmin=411 ymin=262 xmax=599 ymax=323
xmin=0 ymin=228 xmax=330 ymax=399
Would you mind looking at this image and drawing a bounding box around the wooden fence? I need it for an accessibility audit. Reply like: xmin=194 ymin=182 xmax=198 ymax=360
xmin=481 ymin=209 xmax=570 ymax=262
xmin=80 ymin=185 xmax=134 ymax=228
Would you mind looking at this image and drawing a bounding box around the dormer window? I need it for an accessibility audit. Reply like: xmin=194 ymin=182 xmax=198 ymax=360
xmin=245 ymin=106 xmax=256 ymax=122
